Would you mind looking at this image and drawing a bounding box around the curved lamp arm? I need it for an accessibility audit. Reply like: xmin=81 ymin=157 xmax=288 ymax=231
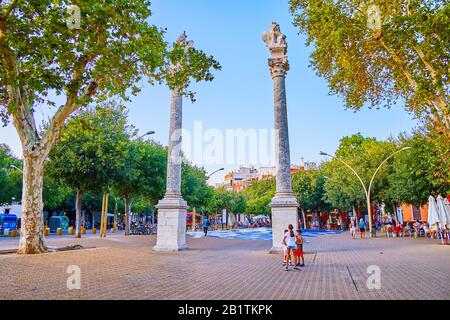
xmin=367 ymin=147 xmax=411 ymax=197
xmin=206 ymin=168 xmax=225 ymax=180
xmin=320 ymin=152 xmax=368 ymax=197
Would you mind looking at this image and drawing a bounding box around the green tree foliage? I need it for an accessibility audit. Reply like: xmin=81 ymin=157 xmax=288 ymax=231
xmin=0 ymin=144 xmax=21 ymax=205
xmin=181 ymin=162 xmax=213 ymax=210
xmin=292 ymin=169 xmax=330 ymax=213
xmin=230 ymin=192 xmax=247 ymax=215
xmin=48 ymin=104 xmax=129 ymax=194
xmin=114 ymin=140 xmax=166 ymax=206
xmin=205 ymin=187 xmax=245 ymax=215
xmin=243 ymin=178 xmax=275 ymax=215
xmin=388 ymin=128 xmax=450 ymax=206
xmin=322 ymin=133 xmax=397 ymax=210
xmin=207 ymin=187 xmax=230 ymax=214
xmin=47 ymin=103 xmax=130 ymax=236
xmin=290 ymin=0 xmax=450 ymax=138
xmin=114 ymin=139 xmax=166 ymax=234
xmin=42 ymin=173 xmax=73 ymax=212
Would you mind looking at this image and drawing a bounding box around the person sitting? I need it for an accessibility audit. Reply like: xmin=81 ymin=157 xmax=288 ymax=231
xmin=423 ymin=223 xmax=430 ymax=238
xmin=403 ymin=222 xmax=412 ymax=237
xmin=414 ymin=220 xmax=422 ymax=238
xmin=430 ymin=226 xmax=437 ymax=239
xmin=386 ymin=222 xmax=393 ymax=238
xmin=393 ymin=223 xmax=402 ymax=238
xmin=442 ymin=229 xmax=449 ymax=245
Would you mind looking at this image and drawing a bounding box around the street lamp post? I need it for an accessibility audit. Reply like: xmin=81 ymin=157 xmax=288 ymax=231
xmin=9 ymin=164 xmax=23 ymax=173
xmin=137 ymin=130 xmax=156 ymax=141
xmin=206 ymin=168 xmax=225 ymax=180
xmin=320 ymin=147 xmax=411 ymax=237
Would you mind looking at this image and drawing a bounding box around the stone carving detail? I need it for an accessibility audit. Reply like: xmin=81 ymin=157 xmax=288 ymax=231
xmin=176 ymin=31 xmax=194 ymax=49
xmin=268 ymin=57 xmax=289 ymax=78
xmin=263 ymin=22 xmax=289 ymax=78
xmin=262 ymin=22 xmax=287 ymax=54
xmin=170 ymin=32 xmax=194 ymax=75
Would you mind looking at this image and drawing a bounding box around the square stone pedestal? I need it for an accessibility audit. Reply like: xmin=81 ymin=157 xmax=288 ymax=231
xmin=269 ymin=195 xmax=299 ymax=253
xmin=153 ymin=197 xmax=188 ymax=252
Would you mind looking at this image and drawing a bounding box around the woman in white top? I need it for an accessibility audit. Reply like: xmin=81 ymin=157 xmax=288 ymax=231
xmin=282 ymin=224 xmax=297 ymax=271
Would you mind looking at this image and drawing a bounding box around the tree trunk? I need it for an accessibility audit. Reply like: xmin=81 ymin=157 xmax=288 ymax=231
xmin=301 ymin=208 xmax=307 ymax=230
xmin=17 ymin=154 xmax=46 ymax=254
xmin=124 ymin=197 xmax=130 ymax=236
xmin=75 ymin=189 xmax=83 ymax=238
xmin=91 ymin=210 xmax=95 ymax=230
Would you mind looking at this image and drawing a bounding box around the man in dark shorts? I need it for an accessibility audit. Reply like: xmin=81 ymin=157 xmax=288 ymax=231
xmin=203 ymin=215 xmax=210 ymax=236
xmin=359 ymin=218 xmax=366 ymax=239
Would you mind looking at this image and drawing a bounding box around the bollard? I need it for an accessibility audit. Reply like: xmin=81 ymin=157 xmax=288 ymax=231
xmin=82 ymin=227 xmax=86 ymax=235
xmin=10 ymin=230 xmax=17 ymax=238
xmin=69 ymin=227 xmax=75 ymax=235
xmin=57 ymin=228 xmax=62 ymax=235
xmin=44 ymin=227 xmax=49 ymax=237
xmin=92 ymin=227 xmax=96 ymax=235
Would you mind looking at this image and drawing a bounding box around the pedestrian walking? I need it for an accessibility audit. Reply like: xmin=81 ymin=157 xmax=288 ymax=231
xmin=349 ymin=217 xmax=356 ymax=240
xmin=359 ymin=218 xmax=366 ymax=239
xmin=203 ymin=215 xmax=210 ymax=236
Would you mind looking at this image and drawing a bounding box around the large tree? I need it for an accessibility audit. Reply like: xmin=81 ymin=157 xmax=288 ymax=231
xmin=47 ymin=104 xmax=130 ymax=238
xmin=290 ymin=0 xmax=450 ymax=137
xmin=114 ymin=140 xmax=166 ymax=235
xmin=0 ymin=1 xmax=219 ymax=253
xmin=181 ymin=162 xmax=213 ymax=211
xmin=243 ymin=178 xmax=275 ymax=216
xmin=292 ymin=168 xmax=331 ymax=228
xmin=388 ymin=128 xmax=449 ymax=206
xmin=322 ymin=134 xmax=397 ymax=211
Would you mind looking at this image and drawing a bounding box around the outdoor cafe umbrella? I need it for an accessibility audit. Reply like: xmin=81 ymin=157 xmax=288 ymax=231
xmin=427 ymin=196 xmax=440 ymax=227
xmin=427 ymin=195 xmax=444 ymax=244
xmin=436 ymin=195 xmax=450 ymax=230
xmin=445 ymin=198 xmax=450 ymax=229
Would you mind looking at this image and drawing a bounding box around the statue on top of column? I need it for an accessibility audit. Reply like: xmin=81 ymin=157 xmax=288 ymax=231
xmin=171 ymin=31 xmax=194 ymax=76
xmin=176 ymin=31 xmax=194 ymax=49
xmin=263 ymin=22 xmax=289 ymax=77
xmin=262 ymin=22 xmax=288 ymax=58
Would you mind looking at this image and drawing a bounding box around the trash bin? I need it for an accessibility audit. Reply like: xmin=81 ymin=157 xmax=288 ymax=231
xmin=0 ymin=214 xmax=18 ymax=236
xmin=49 ymin=216 xmax=70 ymax=233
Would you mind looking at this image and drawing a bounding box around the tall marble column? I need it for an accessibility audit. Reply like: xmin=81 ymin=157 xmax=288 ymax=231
xmin=153 ymin=33 xmax=191 ymax=252
xmin=263 ymin=22 xmax=299 ymax=253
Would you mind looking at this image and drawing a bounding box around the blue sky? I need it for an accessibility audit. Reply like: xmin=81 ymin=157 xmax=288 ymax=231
xmin=0 ymin=0 xmax=417 ymax=185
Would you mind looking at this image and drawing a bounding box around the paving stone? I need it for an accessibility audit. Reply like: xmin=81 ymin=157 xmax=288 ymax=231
xmin=0 ymin=233 xmax=448 ymax=299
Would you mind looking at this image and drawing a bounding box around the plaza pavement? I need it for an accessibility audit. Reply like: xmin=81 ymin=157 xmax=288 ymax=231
xmin=0 ymin=230 xmax=448 ymax=300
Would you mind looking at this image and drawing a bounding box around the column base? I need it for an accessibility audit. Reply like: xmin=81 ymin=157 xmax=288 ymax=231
xmin=270 ymin=194 xmax=298 ymax=254
xmin=153 ymin=196 xmax=188 ymax=252
xmin=153 ymin=244 xmax=188 ymax=252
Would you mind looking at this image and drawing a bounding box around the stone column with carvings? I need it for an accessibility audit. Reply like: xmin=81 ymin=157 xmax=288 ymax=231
xmin=153 ymin=33 xmax=192 ymax=252
xmin=263 ymin=22 xmax=299 ymax=253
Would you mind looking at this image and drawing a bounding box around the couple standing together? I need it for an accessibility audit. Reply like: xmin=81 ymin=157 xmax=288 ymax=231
xmin=282 ymin=224 xmax=305 ymax=271
xmin=350 ymin=217 xmax=366 ymax=239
